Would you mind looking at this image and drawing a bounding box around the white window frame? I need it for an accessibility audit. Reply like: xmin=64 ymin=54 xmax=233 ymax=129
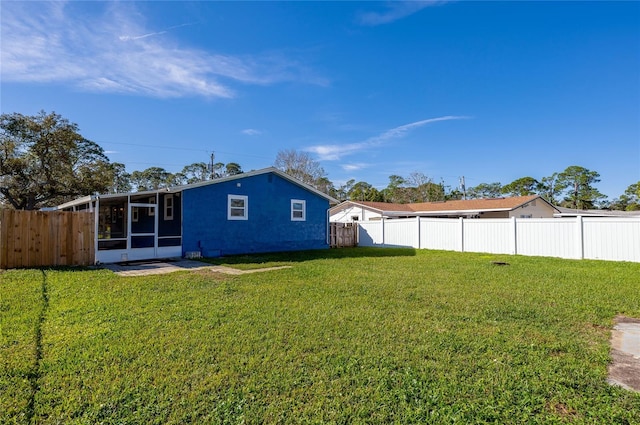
xmin=164 ymin=194 xmax=174 ymax=220
xmin=228 ymin=194 xmax=248 ymax=220
xmin=132 ymin=207 xmax=139 ymax=222
xmin=291 ymin=199 xmax=306 ymax=221
xmin=148 ymin=196 xmax=155 ymax=216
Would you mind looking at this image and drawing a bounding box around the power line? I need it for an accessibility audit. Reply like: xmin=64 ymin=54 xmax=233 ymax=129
xmin=96 ymin=140 xmax=272 ymax=160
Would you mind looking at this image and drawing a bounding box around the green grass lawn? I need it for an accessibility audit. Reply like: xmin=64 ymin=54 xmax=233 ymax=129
xmin=2 ymin=248 xmax=640 ymax=424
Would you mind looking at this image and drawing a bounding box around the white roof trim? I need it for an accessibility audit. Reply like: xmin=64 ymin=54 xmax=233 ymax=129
xmin=58 ymin=167 xmax=338 ymax=209
xmin=177 ymin=167 xmax=338 ymax=203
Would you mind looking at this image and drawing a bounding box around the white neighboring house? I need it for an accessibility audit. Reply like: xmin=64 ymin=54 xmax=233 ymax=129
xmin=330 ymin=195 xmax=558 ymax=222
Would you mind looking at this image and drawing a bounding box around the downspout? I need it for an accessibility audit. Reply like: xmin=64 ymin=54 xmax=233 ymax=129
xmin=326 ymin=208 xmax=330 ymax=245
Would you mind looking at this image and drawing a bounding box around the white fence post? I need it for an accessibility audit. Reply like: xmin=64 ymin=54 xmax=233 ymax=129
xmin=381 ymin=218 xmax=385 ymax=247
xmin=511 ymin=216 xmax=517 ymax=255
xmin=459 ymin=217 xmax=464 ymax=252
xmin=576 ymin=216 xmax=584 ymax=259
xmin=417 ymin=216 xmax=421 ymax=249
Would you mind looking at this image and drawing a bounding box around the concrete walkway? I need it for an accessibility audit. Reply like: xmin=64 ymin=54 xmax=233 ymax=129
xmin=103 ymin=259 xmax=290 ymax=277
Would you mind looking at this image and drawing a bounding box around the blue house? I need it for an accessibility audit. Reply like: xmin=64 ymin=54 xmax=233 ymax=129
xmin=57 ymin=168 xmax=338 ymax=263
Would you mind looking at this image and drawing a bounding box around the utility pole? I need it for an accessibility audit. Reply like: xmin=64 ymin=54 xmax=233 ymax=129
xmin=209 ymin=151 xmax=215 ymax=180
xmin=460 ymin=176 xmax=466 ymax=200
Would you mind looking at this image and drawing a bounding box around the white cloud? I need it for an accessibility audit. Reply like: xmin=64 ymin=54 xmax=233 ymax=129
xmin=119 ymin=31 xmax=167 ymax=42
xmin=306 ymin=142 xmax=369 ymax=161
xmin=370 ymin=116 xmax=467 ymax=143
xmin=342 ymin=163 xmax=370 ymax=171
xmin=358 ymin=1 xmax=445 ymax=26
xmin=241 ymin=129 xmax=262 ymax=136
xmin=307 ymin=115 xmax=469 ymax=161
xmin=0 ymin=2 xmax=325 ymax=98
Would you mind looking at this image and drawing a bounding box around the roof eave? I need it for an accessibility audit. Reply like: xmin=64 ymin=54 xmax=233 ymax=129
xmin=330 ymin=201 xmax=386 ymax=214
xmin=177 ymin=167 xmax=339 ymax=204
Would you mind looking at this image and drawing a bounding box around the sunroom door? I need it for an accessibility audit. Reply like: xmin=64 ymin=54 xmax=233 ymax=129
xmin=129 ymin=202 xmax=157 ymax=259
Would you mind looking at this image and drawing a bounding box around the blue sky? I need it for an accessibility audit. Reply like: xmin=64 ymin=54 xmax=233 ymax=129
xmin=1 ymin=1 xmax=639 ymax=199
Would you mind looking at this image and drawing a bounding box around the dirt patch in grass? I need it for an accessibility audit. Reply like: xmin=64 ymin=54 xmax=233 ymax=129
xmin=191 ymin=269 xmax=231 ymax=280
xmin=104 ymin=260 xmax=291 ymax=277
xmin=548 ymin=402 xmax=580 ymax=421
xmin=608 ymin=316 xmax=640 ymax=392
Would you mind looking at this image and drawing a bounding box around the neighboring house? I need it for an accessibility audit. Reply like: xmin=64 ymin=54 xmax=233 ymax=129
xmin=554 ymin=206 xmax=640 ymax=218
xmin=57 ymin=167 xmax=338 ymax=263
xmin=330 ymin=195 xmax=558 ymax=222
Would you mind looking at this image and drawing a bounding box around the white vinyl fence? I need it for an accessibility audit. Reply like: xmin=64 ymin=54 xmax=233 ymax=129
xmin=357 ymin=217 xmax=640 ymax=262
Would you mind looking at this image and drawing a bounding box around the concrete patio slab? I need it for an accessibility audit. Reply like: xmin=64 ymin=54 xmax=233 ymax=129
xmin=608 ymin=316 xmax=640 ymax=392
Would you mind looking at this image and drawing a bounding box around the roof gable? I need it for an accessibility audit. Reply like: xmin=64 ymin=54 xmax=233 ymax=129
xmin=179 ymin=167 xmax=338 ymax=203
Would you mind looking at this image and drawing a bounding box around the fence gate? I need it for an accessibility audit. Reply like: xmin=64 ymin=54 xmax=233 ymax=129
xmin=330 ymin=222 xmax=357 ymax=248
xmin=0 ymin=209 xmax=95 ymax=268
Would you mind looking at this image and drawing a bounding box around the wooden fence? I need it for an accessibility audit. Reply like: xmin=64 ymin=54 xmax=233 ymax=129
xmin=329 ymin=222 xmax=357 ymax=248
xmin=0 ymin=209 xmax=95 ymax=268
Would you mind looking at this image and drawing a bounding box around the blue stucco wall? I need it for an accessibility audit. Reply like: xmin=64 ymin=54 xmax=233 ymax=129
xmin=181 ymin=172 xmax=330 ymax=256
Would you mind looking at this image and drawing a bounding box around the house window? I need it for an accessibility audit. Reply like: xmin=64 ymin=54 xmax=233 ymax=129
xmin=228 ymin=195 xmax=248 ymax=220
xmin=520 ymin=214 xmax=533 ymax=219
xmin=132 ymin=207 xmax=139 ymax=222
xmin=164 ymin=194 xmax=174 ymax=220
xmin=291 ymin=199 xmax=306 ymax=221
xmin=148 ymin=196 xmax=155 ymax=216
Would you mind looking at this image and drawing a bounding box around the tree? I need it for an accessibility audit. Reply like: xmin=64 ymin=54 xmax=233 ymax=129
xmin=501 ymin=177 xmax=541 ymax=197
xmin=224 ymin=162 xmax=243 ymax=176
xmin=467 ymin=182 xmax=503 ymax=199
xmin=274 ymin=149 xmax=327 ymax=189
xmin=314 ymin=177 xmax=338 ymax=198
xmin=109 ymin=162 xmax=132 ymax=193
xmin=177 ymin=162 xmax=210 ymax=185
xmin=556 ymin=165 xmax=606 ymax=210
xmin=336 ymin=179 xmax=356 ymax=201
xmin=624 ymin=182 xmax=640 ymax=210
xmin=130 ymin=167 xmax=174 ymax=191
xmin=539 ymin=172 xmax=566 ymax=205
xmin=406 ymin=172 xmax=445 ymax=202
xmin=445 ymin=187 xmax=464 ymax=201
xmin=348 ymin=181 xmax=383 ymax=202
xmin=383 ymin=175 xmax=409 ymax=203
xmin=0 ymin=111 xmax=114 ymax=209
xmin=610 ymin=181 xmax=640 ymax=211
